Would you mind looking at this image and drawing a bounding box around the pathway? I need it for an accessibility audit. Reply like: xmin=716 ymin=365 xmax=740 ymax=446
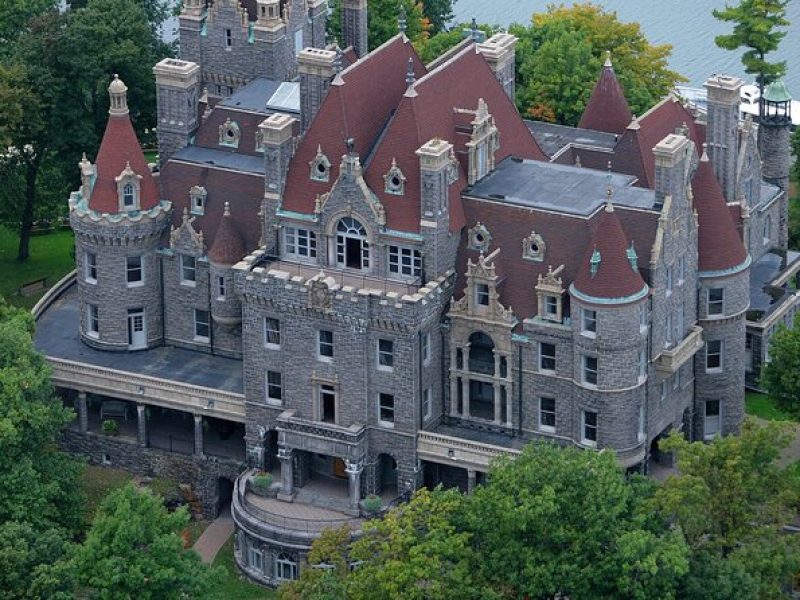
xmin=193 ymin=505 xmax=234 ymax=564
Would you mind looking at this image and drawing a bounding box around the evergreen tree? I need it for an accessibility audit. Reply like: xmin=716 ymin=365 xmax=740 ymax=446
xmin=713 ymin=0 xmax=790 ymax=120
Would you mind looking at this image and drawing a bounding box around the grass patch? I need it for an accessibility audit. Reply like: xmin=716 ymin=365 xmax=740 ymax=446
xmin=206 ymin=536 xmax=277 ymax=600
xmin=183 ymin=519 xmax=210 ymax=546
xmin=82 ymin=465 xmax=134 ymax=523
xmin=143 ymin=150 xmax=158 ymax=164
xmin=0 ymin=225 xmax=74 ymax=309
xmin=745 ymin=391 xmax=794 ymax=421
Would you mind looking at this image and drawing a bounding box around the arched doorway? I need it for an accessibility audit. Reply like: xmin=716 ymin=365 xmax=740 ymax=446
xmin=217 ymin=477 xmax=234 ymax=516
xmin=377 ymin=453 xmax=398 ymax=497
xmin=335 ymin=217 xmax=369 ymax=270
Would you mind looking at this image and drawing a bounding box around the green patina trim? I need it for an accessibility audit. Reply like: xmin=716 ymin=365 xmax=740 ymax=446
xmin=764 ymin=81 xmax=792 ymax=103
xmin=276 ymin=209 xmax=317 ymax=222
xmin=569 ymin=282 xmax=649 ymax=306
xmin=698 ymin=254 xmax=752 ymax=279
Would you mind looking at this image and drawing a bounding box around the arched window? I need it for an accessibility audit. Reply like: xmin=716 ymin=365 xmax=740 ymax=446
xmin=122 ymin=183 xmax=135 ymax=207
xmin=335 ymin=217 xmax=369 ymax=270
xmin=275 ymin=553 xmax=297 ymax=581
xmin=468 ymin=331 xmax=494 ymax=375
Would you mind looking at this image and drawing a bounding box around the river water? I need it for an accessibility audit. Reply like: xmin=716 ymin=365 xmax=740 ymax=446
xmin=454 ymin=0 xmax=799 ymax=92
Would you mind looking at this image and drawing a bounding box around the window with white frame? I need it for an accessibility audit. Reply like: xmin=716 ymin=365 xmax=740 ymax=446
xmin=275 ymin=553 xmax=297 ymax=581
xmin=422 ymin=387 xmax=432 ymax=421
xmin=665 ymin=313 xmax=673 ymax=347
xmin=126 ymin=255 xmax=143 ymax=286
xmin=335 ymin=217 xmax=369 ymax=270
xmin=421 ymin=331 xmax=431 ymax=365
xmin=538 ymin=397 xmax=556 ymax=432
xmin=660 ymin=380 xmax=667 ymax=403
xmin=639 ymin=303 xmax=648 ymax=334
xmin=85 ymin=251 xmax=97 ymax=283
xmin=225 ymin=28 xmax=233 ymax=48
xmin=378 ymin=393 xmax=395 ymax=426
xmin=318 ymin=329 xmax=333 ymax=360
xmin=539 ymin=342 xmax=556 ymax=372
xmin=190 ymin=186 xmax=206 ymax=215
xmin=638 ymin=349 xmax=647 ymax=382
xmin=666 ymin=265 xmax=673 ymax=296
xmin=475 ymin=283 xmax=490 ymax=306
xmin=545 ymin=295 xmax=558 ymax=318
xmin=284 ymin=227 xmax=317 ymax=259
xmin=583 ymin=355 xmax=598 ymax=386
xmin=708 ymin=288 xmax=724 ymax=316
xmin=87 ymin=304 xmax=99 ymax=336
xmin=216 ymin=275 xmax=226 ymax=300
xmin=763 ymin=215 xmax=772 ymax=245
xmin=180 ymin=255 xmax=196 ymax=284
xmin=677 ymin=256 xmax=685 ymax=285
xmin=377 ymin=338 xmax=394 ymax=371
xmin=704 ymin=400 xmax=721 ymax=440
xmin=388 ymin=245 xmax=422 ymax=277
xmin=581 ymin=308 xmax=597 ymax=336
xmin=264 ymin=317 xmax=281 ymax=348
xmin=581 ymin=410 xmax=598 ymax=447
xmin=194 ymin=309 xmax=210 ymax=341
xmin=266 ymin=371 xmax=282 ymax=405
xmin=638 ymin=405 xmax=646 ymax=442
xmin=706 ymin=340 xmax=723 ymax=371
xmin=122 ymin=183 xmax=135 ymax=208
xmin=247 ymin=544 xmax=263 ymax=573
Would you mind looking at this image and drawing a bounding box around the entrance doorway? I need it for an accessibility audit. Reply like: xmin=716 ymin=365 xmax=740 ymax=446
xmin=335 ymin=217 xmax=369 ymax=270
xmin=127 ymin=308 xmax=146 ymax=350
xmin=217 ymin=477 xmax=234 ymax=516
xmin=320 ymin=385 xmax=336 ymax=423
xmin=333 ymin=457 xmax=347 ymax=478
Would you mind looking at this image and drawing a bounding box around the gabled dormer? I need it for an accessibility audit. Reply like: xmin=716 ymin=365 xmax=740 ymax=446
xmin=115 ymin=162 xmax=142 ymax=211
xmin=450 ymin=248 xmax=515 ymax=326
xmin=463 ymin=98 xmax=499 ymax=184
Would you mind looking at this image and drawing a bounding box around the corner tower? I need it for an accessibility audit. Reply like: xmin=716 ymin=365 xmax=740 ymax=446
xmin=68 ymin=76 xmax=171 ymax=351
xmin=153 ymin=58 xmax=201 ymax=167
xmin=704 ymin=74 xmax=743 ymax=202
xmin=759 ymin=81 xmax=793 ymax=250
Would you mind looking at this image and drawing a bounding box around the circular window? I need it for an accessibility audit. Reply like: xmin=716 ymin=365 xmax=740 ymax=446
xmin=226 ymin=128 xmax=235 ymax=139
xmin=530 ymin=243 xmax=539 ymax=254
xmin=316 ymin=163 xmax=327 ymax=174
xmin=475 ymin=233 xmax=484 ymax=243
xmin=390 ymin=175 xmax=401 ymax=188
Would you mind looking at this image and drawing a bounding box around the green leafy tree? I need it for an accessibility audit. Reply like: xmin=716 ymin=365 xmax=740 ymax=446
xmin=279 ymin=527 xmax=351 ymax=600
xmin=0 ymin=521 xmax=75 ymax=599
xmin=761 ymin=313 xmax=800 ymax=416
xmin=415 ymin=22 xmax=496 ymax=64
xmin=467 ymin=443 xmax=689 ymax=599
xmin=713 ymin=0 xmax=790 ymax=119
xmin=74 ymin=483 xmax=219 ymax=600
xmin=328 ymin=0 xmax=430 ymax=51
xmin=0 ymin=298 xmax=84 ymax=533
xmin=0 ymin=0 xmax=57 ymax=52
xmin=512 ymin=2 xmax=683 ymax=125
xmin=655 ymin=420 xmax=800 ymax=599
xmin=420 ymin=0 xmax=455 ymax=34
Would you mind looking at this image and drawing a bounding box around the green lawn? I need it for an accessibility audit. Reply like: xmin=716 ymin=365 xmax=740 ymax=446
xmin=745 ymin=391 xmax=794 ymax=421
xmin=82 ymin=465 xmax=134 ymax=523
xmin=0 ymin=225 xmax=74 ymax=309
xmin=143 ymin=149 xmax=158 ymax=164
xmin=206 ymin=536 xmax=277 ymax=600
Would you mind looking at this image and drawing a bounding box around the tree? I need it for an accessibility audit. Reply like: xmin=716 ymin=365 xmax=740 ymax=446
xmin=713 ymin=0 xmax=790 ymax=120
xmin=655 ymin=420 xmax=800 ymax=599
xmin=0 ymin=298 xmax=84 ymax=534
xmin=467 ymin=443 xmax=688 ymax=599
xmin=761 ymin=313 xmax=800 ymax=416
xmin=74 ymin=483 xmax=219 ymax=600
xmin=279 ymin=527 xmax=351 ymax=600
xmin=328 ymin=0 xmax=430 ymax=51
xmin=415 ymin=22 xmax=496 ymax=64
xmin=0 ymin=0 xmax=57 ymax=53
xmin=0 ymin=521 xmax=75 ymax=599
xmin=512 ymin=2 xmax=683 ymax=125
xmin=420 ymin=0 xmax=455 ymax=35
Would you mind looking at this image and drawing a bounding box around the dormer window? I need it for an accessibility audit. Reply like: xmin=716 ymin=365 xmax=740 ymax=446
xmin=309 ymin=145 xmax=331 ymax=182
xmin=464 ymin=98 xmax=499 ymax=184
xmin=475 ymin=283 xmax=490 ymax=306
xmin=115 ymin=162 xmax=141 ymax=211
xmin=383 ymin=158 xmax=406 ymax=195
xmin=468 ymin=222 xmax=491 ymax=252
xmin=190 ymin=186 xmax=207 ymax=215
xmin=522 ymin=231 xmax=546 ymax=262
xmin=219 ymin=118 xmax=240 ymax=148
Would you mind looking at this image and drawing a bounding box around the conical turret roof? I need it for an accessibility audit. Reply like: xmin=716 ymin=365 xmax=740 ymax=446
xmin=208 ymin=202 xmax=246 ymax=265
xmin=578 ymin=52 xmax=633 ymax=135
xmin=572 ymin=196 xmax=647 ymax=302
xmin=89 ymin=75 xmax=159 ymax=213
xmin=692 ymin=147 xmax=748 ymax=272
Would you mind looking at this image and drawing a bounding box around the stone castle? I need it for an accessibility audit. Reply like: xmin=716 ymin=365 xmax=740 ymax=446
xmin=32 ymin=0 xmax=797 ymax=587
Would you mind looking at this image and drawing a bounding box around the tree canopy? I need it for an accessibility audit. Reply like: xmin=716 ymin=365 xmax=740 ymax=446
xmin=74 ymin=483 xmax=219 ymax=600
xmin=511 ymin=2 xmax=683 ymax=125
xmin=761 ymin=313 xmax=800 ymax=417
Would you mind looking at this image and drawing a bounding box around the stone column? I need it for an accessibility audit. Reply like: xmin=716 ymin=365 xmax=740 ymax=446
xmin=136 ymin=404 xmax=147 ymax=447
xmin=467 ymin=469 xmax=477 ymax=494
xmin=77 ymin=391 xmax=88 ymax=433
xmin=346 ymin=460 xmax=363 ymax=513
xmin=461 ymin=377 xmax=470 ymax=418
xmin=277 ymin=448 xmax=294 ymax=501
xmin=505 ymin=383 xmax=514 ymax=428
xmin=193 ymin=415 xmax=204 ymax=458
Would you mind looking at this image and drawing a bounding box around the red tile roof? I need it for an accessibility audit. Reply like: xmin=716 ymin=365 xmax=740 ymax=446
xmin=208 ymin=202 xmax=246 ymax=265
xmin=692 ymin=149 xmax=748 ymax=272
xmin=89 ymin=112 xmax=159 ymax=213
xmin=159 ymin=161 xmax=263 ymax=256
xmin=454 ymin=198 xmax=657 ymax=321
xmin=578 ymin=58 xmax=633 ymax=135
xmin=283 ymin=36 xmax=546 ymax=233
xmin=572 ymin=200 xmax=648 ymax=302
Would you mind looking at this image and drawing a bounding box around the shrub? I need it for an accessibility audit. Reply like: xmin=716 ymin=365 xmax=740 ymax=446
xmin=252 ymin=473 xmax=272 ymax=490
xmin=362 ymin=494 xmax=382 ymax=513
xmin=101 ymin=419 xmax=119 ymax=435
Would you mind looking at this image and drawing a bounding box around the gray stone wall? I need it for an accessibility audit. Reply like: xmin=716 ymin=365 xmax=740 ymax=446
xmin=342 ymin=0 xmax=368 ymax=58
xmin=760 ymin=121 xmax=792 ymax=250
xmin=162 ymin=251 xmax=213 ymax=353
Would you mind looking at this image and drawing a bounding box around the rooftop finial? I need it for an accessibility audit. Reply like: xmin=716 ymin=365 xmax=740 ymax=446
xmin=398 ymin=3 xmax=407 ymax=34
xmin=605 ymin=161 xmax=614 ymax=212
xmin=108 ymin=74 xmax=129 ymax=116
xmin=405 ymin=57 xmax=415 ymax=87
xmin=334 ymin=43 xmax=343 ymax=74
xmin=700 ymin=142 xmax=710 ymax=162
xmin=604 ymin=49 xmax=612 ymax=68
xmin=471 ymin=17 xmax=479 ymax=40
xmin=223 ymin=201 xmax=231 ymax=217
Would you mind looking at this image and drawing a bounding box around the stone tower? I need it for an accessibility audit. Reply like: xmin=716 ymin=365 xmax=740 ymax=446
xmin=476 ymin=33 xmax=518 ymax=103
xmin=258 ymin=112 xmax=297 ymax=255
xmin=298 ymin=47 xmax=337 ymax=132
xmin=704 ymin=74 xmax=743 ymax=202
xmin=153 ymin=58 xmax=202 ymax=167
xmin=68 ymin=76 xmax=171 ymax=351
xmin=759 ymin=80 xmax=793 ymax=251
xmin=342 ymin=0 xmax=368 ymax=58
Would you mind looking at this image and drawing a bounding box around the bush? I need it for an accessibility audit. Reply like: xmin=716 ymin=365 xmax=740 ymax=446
xmin=101 ymin=419 xmax=119 ymax=435
xmin=251 ymin=473 xmax=272 ymax=490
xmin=362 ymin=494 xmax=382 ymax=513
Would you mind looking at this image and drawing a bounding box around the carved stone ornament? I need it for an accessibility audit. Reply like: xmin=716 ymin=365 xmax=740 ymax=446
xmin=383 ymin=157 xmax=406 ymax=195
xmin=309 ymin=145 xmax=331 ymax=182
xmin=468 ymin=222 xmax=491 ymax=252
xmin=308 ymin=275 xmax=332 ymax=311
xmin=522 ymin=231 xmax=546 ymax=262
xmin=218 ymin=117 xmax=241 ymax=148
xmin=170 ymin=207 xmax=206 ymax=254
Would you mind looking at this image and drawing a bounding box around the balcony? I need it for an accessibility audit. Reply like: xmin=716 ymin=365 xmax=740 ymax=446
xmin=417 ymin=430 xmax=521 ymax=471
xmin=276 ymin=410 xmax=366 ymax=462
xmin=655 ymin=325 xmax=704 ymax=374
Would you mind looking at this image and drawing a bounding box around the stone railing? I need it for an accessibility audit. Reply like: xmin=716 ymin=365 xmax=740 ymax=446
xmin=654 ymin=325 xmax=704 ymax=374
xmin=32 ymin=270 xmax=76 ymax=320
xmin=48 ymin=357 xmax=246 ymax=422
xmin=276 ymin=410 xmax=366 ymax=444
xmin=233 ymin=473 xmax=361 ymax=535
xmin=416 ymin=430 xmax=520 ymax=471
